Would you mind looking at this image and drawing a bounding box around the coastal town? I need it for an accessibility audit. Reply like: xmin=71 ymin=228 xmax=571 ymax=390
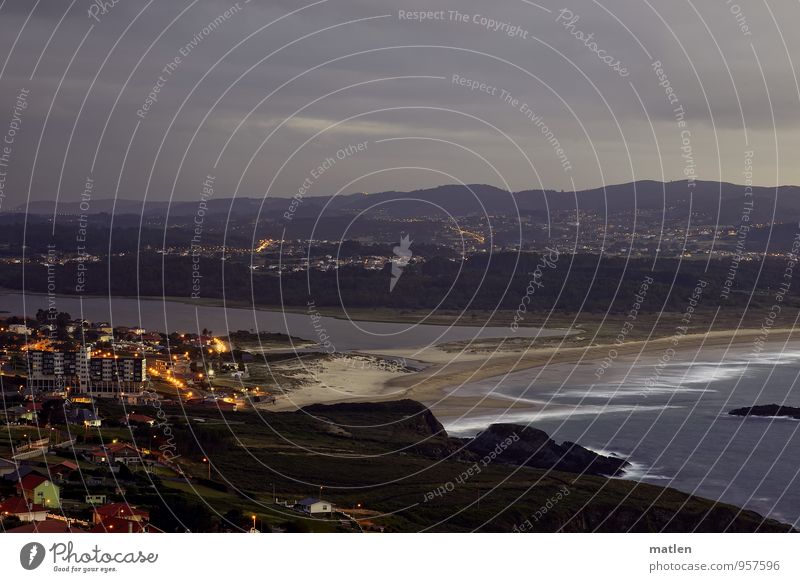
xmin=0 ymin=309 xmax=362 ymax=533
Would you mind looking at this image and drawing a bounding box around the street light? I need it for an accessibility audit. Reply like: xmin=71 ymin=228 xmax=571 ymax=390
xmin=202 ymin=457 xmax=211 ymax=479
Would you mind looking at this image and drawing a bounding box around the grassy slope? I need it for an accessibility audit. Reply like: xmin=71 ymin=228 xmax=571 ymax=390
xmin=2 ymin=400 xmax=791 ymax=532
xmin=138 ymin=401 xmax=795 ymax=532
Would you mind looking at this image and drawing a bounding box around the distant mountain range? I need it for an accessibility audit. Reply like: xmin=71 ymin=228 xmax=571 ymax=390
xmin=11 ymin=180 xmax=798 ymax=223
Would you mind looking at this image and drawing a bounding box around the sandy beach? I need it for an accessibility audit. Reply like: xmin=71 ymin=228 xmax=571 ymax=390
xmin=263 ymin=326 xmax=800 ymax=421
xmin=262 ymin=354 xmax=411 ymax=412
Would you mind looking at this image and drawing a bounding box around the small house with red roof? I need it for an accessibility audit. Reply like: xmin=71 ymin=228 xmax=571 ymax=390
xmin=6 ymin=519 xmax=86 ymax=533
xmin=93 ymin=502 xmax=149 ymax=524
xmin=16 ymin=474 xmax=60 ymax=508
xmin=49 ymin=460 xmax=79 ymax=482
xmin=91 ymin=443 xmax=143 ymax=465
xmin=0 ymin=496 xmax=48 ymax=522
xmin=91 ymin=502 xmax=161 ymax=532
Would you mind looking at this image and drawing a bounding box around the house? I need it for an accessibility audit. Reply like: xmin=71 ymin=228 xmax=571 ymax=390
xmin=68 ymin=408 xmax=102 ymax=427
xmin=16 ymin=474 xmax=60 ymax=508
xmin=295 ymin=498 xmax=333 ymax=514
xmin=93 ymin=502 xmax=149 ymax=524
xmin=21 ymin=402 xmax=42 ymax=422
xmin=49 ymin=460 xmax=79 ymax=482
xmin=91 ymin=443 xmax=143 ymax=465
xmin=8 ymin=324 xmax=29 ymax=335
xmin=119 ymin=393 xmax=150 ymax=405
xmin=85 ymin=494 xmax=107 ymax=505
xmin=6 ymin=519 xmax=86 ymax=533
xmin=0 ymin=496 xmax=49 ymax=522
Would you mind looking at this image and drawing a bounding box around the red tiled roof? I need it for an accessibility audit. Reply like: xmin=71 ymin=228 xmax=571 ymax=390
xmin=0 ymin=496 xmax=46 ymax=515
xmin=7 ymin=519 xmax=85 ymax=533
xmin=50 ymin=460 xmax=79 ymax=471
xmin=18 ymin=474 xmax=49 ymax=491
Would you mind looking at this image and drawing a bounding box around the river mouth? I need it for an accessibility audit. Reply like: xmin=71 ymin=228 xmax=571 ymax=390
xmin=0 ymin=291 xmax=568 ymax=351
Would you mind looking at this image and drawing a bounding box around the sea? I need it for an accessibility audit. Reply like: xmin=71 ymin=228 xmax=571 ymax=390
xmin=444 ymin=344 xmax=800 ymax=527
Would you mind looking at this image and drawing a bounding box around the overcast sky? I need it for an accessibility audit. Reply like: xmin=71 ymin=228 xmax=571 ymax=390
xmin=0 ymin=0 xmax=798 ymax=204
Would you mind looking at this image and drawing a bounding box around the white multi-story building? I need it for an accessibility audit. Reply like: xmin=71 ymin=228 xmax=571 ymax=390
xmin=27 ymin=348 xmax=89 ymax=392
xmin=27 ymin=349 xmax=145 ymax=398
xmin=88 ymin=355 xmax=146 ymax=396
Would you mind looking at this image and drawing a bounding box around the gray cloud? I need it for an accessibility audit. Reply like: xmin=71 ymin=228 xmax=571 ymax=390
xmin=0 ymin=0 xmax=797 ymax=207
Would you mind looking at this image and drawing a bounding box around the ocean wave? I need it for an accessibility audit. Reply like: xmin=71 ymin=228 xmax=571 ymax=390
xmin=581 ymin=451 xmax=666 ymax=480
xmin=581 ymin=447 xmax=672 ymax=481
xmin=545 ymin=362 xmax=745 ymax=400
xmin=617 ymin=460 xmax=672 ymax=481
xmin=443 ymin=403 xmax=683 ymax=436
xmin=548 ymin=386 xmax=714 ymax=399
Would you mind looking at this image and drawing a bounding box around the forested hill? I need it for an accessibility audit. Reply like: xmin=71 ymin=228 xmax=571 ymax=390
xmin=12 ymin=179 xmax=800 ymax=223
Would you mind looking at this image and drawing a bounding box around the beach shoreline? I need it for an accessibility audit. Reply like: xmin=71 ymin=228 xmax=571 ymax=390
xmin=267 ymin=327 xmax=800 ymax=423
xmin=399 ymin=328 xmax=800 ymax=420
